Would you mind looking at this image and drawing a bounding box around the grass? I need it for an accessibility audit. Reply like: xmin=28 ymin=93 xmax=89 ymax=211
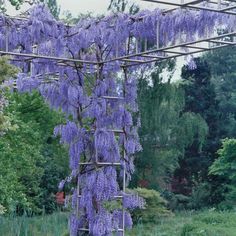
xmin=1 ymin=210 xmax=236 ymax=235
xmin=127 ymin=210 xmax=236 ymax=236
xmin=0 ymin=212 xmax=68 ymax=236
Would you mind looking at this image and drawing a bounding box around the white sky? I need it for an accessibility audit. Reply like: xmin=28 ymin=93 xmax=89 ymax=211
xmin=56 ymin=0 xmax=157 ymax=15
xmin=6 ymin=0 xmax=159 ymax=16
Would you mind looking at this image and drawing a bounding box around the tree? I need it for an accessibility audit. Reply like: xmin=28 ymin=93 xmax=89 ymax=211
xmin=0 ymin=91 xmax=69 ymax=214
xmin=4 ymin=0 xmax=60 ymax=18
xmin=108 ymin=0 xmax=139 ymax=14
xmin=131 ymin=62 xmax=208 ymax=191
xmin=205 ymin=46 xmax=236 ymax=139
xmin=173 ymin=58 xmax=220 ymax=198
xmin=209 ymin=139 xmax=236 ymax=208
xmin=0 ymin=57 xmax=19 ymax=135
xmin=45 ymin=0 xmax=60 ymax=19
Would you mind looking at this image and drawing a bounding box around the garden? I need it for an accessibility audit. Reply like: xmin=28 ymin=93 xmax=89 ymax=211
xmin=1 ymin=0 xmax=236 ymax=235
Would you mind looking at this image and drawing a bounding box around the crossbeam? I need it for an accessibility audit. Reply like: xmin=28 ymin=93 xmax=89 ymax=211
xmin=1 ymin=31 xmax=236 ymax=68
xmin=142 ymin=0 xmax=236 ymax=15
xmin=103 ymin=31 xmax=236 ymax=67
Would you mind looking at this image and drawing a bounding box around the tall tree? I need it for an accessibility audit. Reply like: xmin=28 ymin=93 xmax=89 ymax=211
xmin=205 ymin=46 xmax=236 ymax=139
xmin=173 ymin=57 xmax=220 ymax=196
xmin=108 ymin=0 xmax=139 ymax=14
xmin=0 ymin=90 xmax=69 ymax=214
xmin=0 ymin=57 xmax=18 ymax=135
xmin=131 ymin=63 xmax=208 ymax=191
xmin=3 ymin=0 xmax=60 ymax=18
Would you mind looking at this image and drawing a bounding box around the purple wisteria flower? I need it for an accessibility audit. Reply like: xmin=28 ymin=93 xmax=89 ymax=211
xmin=8 ymin=3 xmax=232 ymax=235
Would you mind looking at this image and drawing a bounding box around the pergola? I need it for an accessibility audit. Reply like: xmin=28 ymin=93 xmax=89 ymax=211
xmin=0 ymin=1 xmax=236 ymax=68
xmin=1 ymin=1 xmax=236 ymax=235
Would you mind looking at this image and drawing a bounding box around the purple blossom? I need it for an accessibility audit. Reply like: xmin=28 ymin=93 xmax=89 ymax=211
xmin=123 ymin=193 xmax=145 ymax=209
xmin=89 ymin=210 xmax=113 ymax=236
xmin=69 ymin=214 xmax=79 ymax=236
xmin=9 ymin=4 xmax=230 ymax=235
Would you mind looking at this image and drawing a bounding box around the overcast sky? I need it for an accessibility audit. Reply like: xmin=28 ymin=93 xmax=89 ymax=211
xmin=57 ymin=0 xmax=157 ymax=15
xmin=6 ymin=0 xmax=159 ymax=16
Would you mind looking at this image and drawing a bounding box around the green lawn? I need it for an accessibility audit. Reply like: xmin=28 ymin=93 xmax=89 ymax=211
xmin=1 ymin=210 xmax=236 ymax=236
xmin=127 ymin=210 xmax=236 ymax=236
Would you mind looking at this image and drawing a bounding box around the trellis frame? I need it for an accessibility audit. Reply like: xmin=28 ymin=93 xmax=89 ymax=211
xmin=1 ymin=30 xmax=236 ymax=68
xmin=1 ymin=1 xmax=236 ymax=235
xmin=142 ymin=0 xmax=236 ymax=15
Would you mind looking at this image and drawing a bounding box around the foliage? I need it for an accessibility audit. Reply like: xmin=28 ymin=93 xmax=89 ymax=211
xmin=209 ymin=139 xmax=236 ymax=209
xmin=2 ymin=3 xmax=234 ymax=234
xmin=205 ymin=46 xmax=236 ymax=139
xmin=173 ymin=57 xmax=220 ymax=200
xmin=45 ymin=0 xmax=60 ymax=19
xmin=0 ymin=57 xmax=18 ymax=84
xmin=0 ymin=205 xmax=6 ymax=215
xmin=129 ymin=188 xmax=171 ymax=224
xmin=163 ymin=191 xmax=190 ymax=211
xmin=108 ymin=0 xmax=139 ymax=14
xmin=5 ymin=0 xmax=60 ymax=17
xmin=0 ymin=57 xmax=19 ymax=135
xmin=0 ymin=91 xmax=69 ymax=214
xmin=132 ymin=65 xmax=208 ymax=190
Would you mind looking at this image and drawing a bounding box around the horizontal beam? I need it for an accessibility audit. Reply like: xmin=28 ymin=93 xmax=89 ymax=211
xmin=125 ymin=41 xmax=235 ymax=67
xmin=209 ymin=40 xmax=236 ymax=45
xmin=0 ymin=50 xmax=97 ymax=65
xmin=142 ymin=0 xmax=236 ymax=16
xmin=77 ymin=195 xmax=123 ymax=199
xmin=102 ymin=31 xmax=236 ymax=64
xmin=101 ymin=96 xmax=124 ymax=100
xmin=1 ymin=32 xmax=236 ymax=68
xmin=78 ymin=228 xmax=124 ymax=232
xmin=79 ymin=162 xmax=122 ymax=166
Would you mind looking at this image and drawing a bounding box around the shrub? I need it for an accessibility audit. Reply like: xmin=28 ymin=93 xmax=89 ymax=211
xmin=0 ymin=204 xmax=6 ymax=215
xmin=163 ymin=190 xmax=190 ymax=211
xmin=128 ymin=188 xmax=172 ymax=224
xmin=209 ymin=139 xmax=236 ymax=209
xmin=188 ymin=183 xmax=212 ymax=210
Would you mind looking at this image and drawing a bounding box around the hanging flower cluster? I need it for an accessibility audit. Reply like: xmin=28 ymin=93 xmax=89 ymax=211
xmin=1 ymin=3 xmax=235 ymax=235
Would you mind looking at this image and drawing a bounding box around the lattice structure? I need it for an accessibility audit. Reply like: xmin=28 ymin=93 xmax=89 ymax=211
xmin=1 ymin=2 xmax=236 ymax=235
xmin=142 ymin=0 xmax=236 ymax=15
xmin=1 ymin=19 xmax=236 ymax=68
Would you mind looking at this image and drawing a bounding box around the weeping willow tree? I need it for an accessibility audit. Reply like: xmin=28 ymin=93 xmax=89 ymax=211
xmin=131 ymin=62 xmax=208 ymax=191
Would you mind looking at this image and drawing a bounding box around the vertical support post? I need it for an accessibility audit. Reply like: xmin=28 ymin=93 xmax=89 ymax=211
xmin=5 ymin=24 xmax=9 ymax=52
xmin=218 ymin=0 xmax=221 ymax=9
xmin=76 ymin=173 xmax=80 ymax=217
xmin=122 ymin=159 xmax=126 ymax=236
xmin=31 ymin=45 xmax=38 ymax=76
xmin=144 ymin=38 xmax=147 ymax=52
xmin=126 ymin=38 xmax=129 ymax=55
xmin=156 ymin=21 xmax=160 ymax=50
xmin=122 ymin=65 xmax=128 ymax=236
xmin=136 ymin=38 xmax=139 ymax=54
xmin=116 ymin=38 xmax=119 ymax=58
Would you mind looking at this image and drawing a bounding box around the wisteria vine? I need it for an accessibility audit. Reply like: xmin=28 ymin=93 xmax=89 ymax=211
xmin=1 ymin=3 xmax=236 ymax=235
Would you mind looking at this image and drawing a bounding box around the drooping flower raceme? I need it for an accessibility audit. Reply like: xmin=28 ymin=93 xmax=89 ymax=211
xmin=4 ymin=3 xmax=235 ymax=235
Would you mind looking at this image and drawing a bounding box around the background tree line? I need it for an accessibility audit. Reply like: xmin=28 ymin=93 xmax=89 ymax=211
xmin=1 ymin=0 xmax=236 ymax=215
